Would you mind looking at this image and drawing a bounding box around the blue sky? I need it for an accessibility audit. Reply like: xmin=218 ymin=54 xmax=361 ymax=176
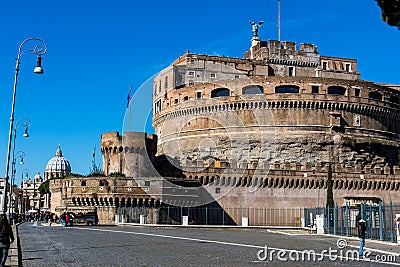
xmin=0 ymin=0 xmax=399 ymax=185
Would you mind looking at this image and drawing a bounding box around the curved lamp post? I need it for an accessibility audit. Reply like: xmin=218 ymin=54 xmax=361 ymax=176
xmin=21 ymin=169 xmax=30 ymax=213
xmin=2 ymin=38 xmax=47 ymax=214
xmin=10 ymin=118 xmax=31 ymax=186
xmin=9 ymin=150 xmax=26 ymax=215
xmin=9 ymin=119 xmax=31 ymax=214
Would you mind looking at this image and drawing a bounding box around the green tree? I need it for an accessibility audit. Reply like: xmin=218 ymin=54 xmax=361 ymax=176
xmin=326 ymin=165 xmax=334 ymax=208
xmin=38 ymin=179 xmax=50 ymax=194
xmin=375 ymin=0 xmax=400 ymax=29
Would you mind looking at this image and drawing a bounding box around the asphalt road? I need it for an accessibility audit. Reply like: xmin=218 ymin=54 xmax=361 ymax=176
xmin=18 ymin=222 xmax=400 ymax=266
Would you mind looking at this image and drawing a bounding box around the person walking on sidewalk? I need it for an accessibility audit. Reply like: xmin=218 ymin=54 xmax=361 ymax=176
xmin=358 ymin=219 xmax=366 ymax=256
xmin=0 ymin=214 xmax=15 ymax=267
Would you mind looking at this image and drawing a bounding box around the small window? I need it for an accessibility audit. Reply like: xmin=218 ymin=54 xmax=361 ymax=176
xmin=188 ymin=71 xmax=194 ymax=76
xmin=215 ymin=188 xmax=221 ymax=194
xmin=354 ymin=88 xmax=360 ymax=97
xmin=242 ymin=85 xmax=264 ymax=95
xmin=183 ymin=96 xmax=189 ymax=102
xmin=211 ymin=88 xmax=230 ymax=98
xmin=165 ymin=76 xmax=168 ymax=88
xmin=235 ymin=75 xmax=240 ymax=79
xmin=288 ymin=66 xmax=295 ymax=76
xmin=174 ymin=99 xmax=178 ymax=105
xmin=210 ymin=73 xmax=216 ymax=78
xmin=189 ymin=80 xmax=194 ymax=86
xmin=99 ymin=180 xmax=105 ymax=186
xmin=81 ymin=181 xmax=86 ymax=187
xmin=345 ymin=63 xmax=352 ymax=72
xmin=275 ymin=85 xmax=300 ymax=94
xmin=328 ymin=86 xmax=346 ymax=96
xmin=390 ymin=95 xmax=399 ymax=104
xmin=322 ymin=61 xmax=328 ymax=70
xmin=190 ymin=59 xmax=195 ymax=64
xmin=369 ymin=91 xmax=383 ymax=101
xmin=196 ymin=91 xmax=202 ymax=99
xmin=144 ymin=181 xmax=151 ymax=186
xmin=311 ymin=85 xmax=319 ymax=94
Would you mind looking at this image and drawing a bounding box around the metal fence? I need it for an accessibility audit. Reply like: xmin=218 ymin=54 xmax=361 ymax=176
xmin=117 ymin=205 xmax=303 ymax=227
xmin=117 ymin=202 xmax=400 ymax=243
xmin=305 ymin=202 xmax=400 ymax=243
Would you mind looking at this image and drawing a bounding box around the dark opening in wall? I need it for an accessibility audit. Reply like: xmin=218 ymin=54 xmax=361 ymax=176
xmin=369 ymin=91 xmax=383 ymax=101
xmin=275 ymin=85 xmax=300 ymax=94
xmin=328 ymin=86 xmax=346 ymax=95
xmin=242 ymin=85 xmax=264 ymax=95
xmin=390 ymin=95 xmax=399 ymax=104
xmin=355 ymin=88 xmax=361 ymax=97
xmin=211 ymin=88 xmax=230 ymax=98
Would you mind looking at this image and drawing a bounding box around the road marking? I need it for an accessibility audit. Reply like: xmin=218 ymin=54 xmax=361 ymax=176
xmin=266 ymin=229 xmax=312 ymax=236
xmin=75 ymin=227 xmax=400 ymax=265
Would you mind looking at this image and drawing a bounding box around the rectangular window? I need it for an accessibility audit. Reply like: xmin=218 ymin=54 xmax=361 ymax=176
xmin=345 ymin=63 xmax=352 ymax=72
xmin=144 ymin=181 xmax=151 ymax=186
xmin=355 ymin=88 xmax=360 ymax=97
xmin=311 ymin=85 xmax=319 ymax=94
xmin=165 ymin=76 xmax=168 ymax=88
xmin=188 ymin=71 xmax=194 ymax=76
xmin=288 ymin=67 xmax=295 ymax=76
xmin=322 ymin=61 xmax=328 ymax=70
xmin=210 ymin=73 xmax=216 ymax=78
xmin=235 ymin=75 xmax=240 ymax=79
xmin=196 ymin=91 xmax=202 ymax=99
xmin=81 ymin=181 xmax=86 ymax=187
xmin=190 ymin=59 xmax=195 ymax=64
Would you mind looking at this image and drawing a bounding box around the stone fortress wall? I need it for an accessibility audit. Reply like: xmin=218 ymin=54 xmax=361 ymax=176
xmin=149 ymin=38 xmax=400 ymax=208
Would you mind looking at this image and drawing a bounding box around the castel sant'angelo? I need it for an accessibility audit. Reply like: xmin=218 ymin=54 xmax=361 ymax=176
xmin=51 ymin=22 xmax=400 ymax=224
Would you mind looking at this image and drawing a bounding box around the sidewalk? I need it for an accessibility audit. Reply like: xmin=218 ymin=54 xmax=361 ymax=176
xmin=7 ymin=224 xmax=19 ymax=267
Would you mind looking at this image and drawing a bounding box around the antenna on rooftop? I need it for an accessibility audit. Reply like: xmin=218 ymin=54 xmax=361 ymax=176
xmin=278 ymin=0 xmax=281 ymax=42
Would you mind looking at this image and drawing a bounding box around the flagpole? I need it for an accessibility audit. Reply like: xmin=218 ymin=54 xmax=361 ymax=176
xmin=278 ymin=0 xmax=281 ymax=42
xmin=128 ymin=85 xmax=132 ymax=132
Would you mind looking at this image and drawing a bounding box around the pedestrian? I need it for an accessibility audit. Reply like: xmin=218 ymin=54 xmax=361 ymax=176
xmin=68 ymin=214 xmax=74 ymax=227
xmin=65 ymin=213 xmax=69 ymax=228
xmin=358 ymin=219 xmax=366 ymax=256
xmin=60 ymin=212 xmax=66 ymax=227
xmin=0 ymin=214 xmax=15 ymax=267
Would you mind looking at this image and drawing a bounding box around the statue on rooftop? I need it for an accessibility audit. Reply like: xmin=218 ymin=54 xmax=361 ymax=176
xmin=249 ymin=21 xmax=264 ymax=38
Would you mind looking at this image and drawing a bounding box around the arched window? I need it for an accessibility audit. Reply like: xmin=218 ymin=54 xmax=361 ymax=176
xmin=328 ymin=86 xmax=346 ymax=95
xmin=242 ymin=85 xmax=264 ymax=95
xmin=369 ymin=91 xmax=383 ymax=101
xmin=211 ymin=88 xmax=230 ymax=98
xmin=275 ymin=85 xmax=299 ymax=94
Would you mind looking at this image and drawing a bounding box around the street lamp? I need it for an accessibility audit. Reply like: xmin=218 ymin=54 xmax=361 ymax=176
xmin=2 ymin=38 xmax=47 ymax=214
xmin=9 ymin=151 xmax=25 ymax=215
xmin=21 ymin=169 xmax=29 ymax=213
xmin=10 ymin=118 xmax=31 ymax=191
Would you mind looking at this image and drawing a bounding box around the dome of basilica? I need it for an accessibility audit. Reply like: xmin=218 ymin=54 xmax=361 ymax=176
xmin=44 ymin=146 xmax=71 ymax=180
